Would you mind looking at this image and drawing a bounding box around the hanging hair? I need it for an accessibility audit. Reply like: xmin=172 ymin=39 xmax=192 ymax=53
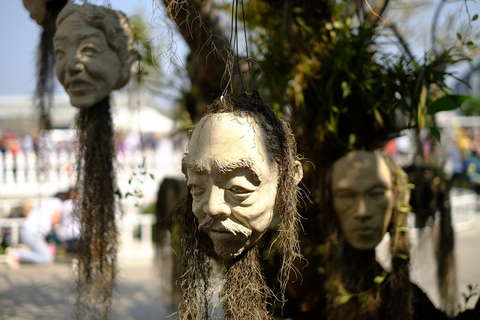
xmin=33 ymin=0 xmax=68 ymax=182
xmin=73 ymin=96 xmax=118 ymax=319
xmin=322 ymin=152 xmax=412 ymax=320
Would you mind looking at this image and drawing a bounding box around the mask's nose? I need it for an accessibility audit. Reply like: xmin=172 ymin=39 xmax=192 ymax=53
xmin=203 ymin=185 xmax=231 ymax=219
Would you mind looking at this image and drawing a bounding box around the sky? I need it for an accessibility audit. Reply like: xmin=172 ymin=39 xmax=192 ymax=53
xmin=1 ymin=1 xmax=480 ymax=98
xmin=0 ymin=0 xmax=186 ymax=98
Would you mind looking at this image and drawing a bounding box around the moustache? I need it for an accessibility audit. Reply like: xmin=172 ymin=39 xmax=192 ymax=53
xmin=198 ymin=218 xmax=252 ymax=238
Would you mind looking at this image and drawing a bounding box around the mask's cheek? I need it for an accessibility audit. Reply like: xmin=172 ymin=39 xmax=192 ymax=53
xmin=234 ymin=204 xmax=275 ymax=236
xmin=191 ymin=200 xmax=206 ymax=221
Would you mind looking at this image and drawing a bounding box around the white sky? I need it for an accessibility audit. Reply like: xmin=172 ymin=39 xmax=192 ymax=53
xmin=1 ymin=0 xmax=480 ymax=97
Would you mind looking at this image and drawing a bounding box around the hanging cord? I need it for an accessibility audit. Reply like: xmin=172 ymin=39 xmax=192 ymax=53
xmin=221 ymin=0 xmax=254 ymax=97
xmin=240 ymin=0 xmax=254 ymax=92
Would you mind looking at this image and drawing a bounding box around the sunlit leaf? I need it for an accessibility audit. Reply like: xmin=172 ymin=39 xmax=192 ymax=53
xmin=374 ymin=276 xmax=385 ymax=284
xmin=348 ymin=133 xmax=356 ymax=146
xmin=394 ymin=253 xmax=409 ymax=260
xmin=427 ymin=95 xmax=471 ymax=115
xmin=338 ymin=294 xmax=352 ymax=304
xmin=417 ymin=83 xmax=427 ymax=130
xmin=429 ymin=125 xmax=441 ymax=142
xmin=373 ymin=108 xmax=384 ymax=127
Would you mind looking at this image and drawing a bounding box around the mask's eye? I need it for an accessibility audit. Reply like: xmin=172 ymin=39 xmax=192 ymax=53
xmin=229 ymin=186 xmax=252 ymax=194
xmin=55 ymin=48 xmax=65 ymax=60
xmin=81 ymin=46 xmax=97 ymax=56
xmin=335 ymin=190 xmax=356 ymax=200
xmin=369 ymin=188 xmax=387 ymax=200
xmin=189 ymin=184 xmax=205 ymax=197
xmin=226 ymin=177 xmax=255 ymax=200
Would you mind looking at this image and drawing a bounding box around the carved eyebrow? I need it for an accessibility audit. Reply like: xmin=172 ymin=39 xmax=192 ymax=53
xmin=181 ymin=156 xmax=261 ymax=182
xmin=181 ymin=156 xmax=208 ymax=176
xmin=333 ymin=183 xmax=390 ymax=194
xmin=215 ymin=158 xmax=261 ymax=182
xmin=54 ymin=32 xmax=102 ymax=45
xmin=53 ymin=35 xmax=69 ymax=44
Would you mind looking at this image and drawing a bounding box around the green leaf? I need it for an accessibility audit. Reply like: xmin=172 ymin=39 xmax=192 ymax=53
xmin=398 ymin=204 xmax=409 ymax=213
xmin=374 ymin=276 xmax=385 ymax=284
xmin=457 ymin=33 xmax=462 ymax=41
xmin=406 ymin=183 xmax=415 ymax=190
xmin=427 ymin=95 xmax=471 ymax=115
xmin=417 ymin=83 xmax=427 ymax=131
xmin=429 ymin=125 xmax=441 ymax=142
xmin=473 ymin=14 xmax=478 ymax=21
xmin=341 ymin=81 xmax=351 ymax=98
xmin=394 ymin=253 xmax=409 ymax=260
xmin=348 ymin=134 xmax=356 ymax=146
xmin=333 ymin=20 xmax=343 ymax=29
xmin=397 ymin=227 xmax=409 ymax=233
xmin=338 ymin=294 xmax=352 ymax=304
xmin=373 ymin=108 xmax=384 ymax=128
xmin=149 ymin=173 xmax=155 ymax=180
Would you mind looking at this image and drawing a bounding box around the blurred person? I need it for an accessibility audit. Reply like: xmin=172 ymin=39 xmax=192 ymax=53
xmin=21 ymin=134 xmax=34 ymax=181
xmin=465 ymin=150 xmax=480 ymax=194
xmin=0 ymin=136 xmax=7 ymax=183
xmin=9 ymin=138 xmax=20 ymax=183
xmin=55 ymin=188 xmax=81 ymax=253
xmin=447 ymin=143 xmax=468 ymax=190
xmin=6 ymin=196 xmax=63 ymax=269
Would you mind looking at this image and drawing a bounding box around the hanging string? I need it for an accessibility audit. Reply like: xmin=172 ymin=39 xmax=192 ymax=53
xmin=221 ymin=0 xmax=254 ymax=97
xmin=240 ymin=0 xmax=254 ymax=92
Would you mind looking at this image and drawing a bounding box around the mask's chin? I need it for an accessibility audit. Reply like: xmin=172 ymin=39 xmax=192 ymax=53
xmin=211 ymin=234 xmax=252 ymax=260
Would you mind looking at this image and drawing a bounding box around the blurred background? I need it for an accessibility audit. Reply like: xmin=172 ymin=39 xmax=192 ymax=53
xmin=1 ymin=0 xmax=480 ymax=319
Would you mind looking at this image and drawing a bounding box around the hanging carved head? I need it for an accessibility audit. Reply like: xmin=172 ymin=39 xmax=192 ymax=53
xmin=22 ymin=0 xmax=49 ymax=26
xmin=330 ymin=151 xmax=395 ymax=250
xmin=323 ymin=150 xmax=413 ymax=319
xmin=182 ymin=92 xmax=303 ymax=259
xmin=53 ymin=3 xmax=137 ymax=108
xmin=178 ymin=92 xmax=304 ymax=319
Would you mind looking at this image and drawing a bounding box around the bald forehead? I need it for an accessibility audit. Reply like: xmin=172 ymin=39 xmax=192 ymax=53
xmin=182 ymin=112 xmax=276 ymax=178
xmin=332 ymin=151 xmax=391 ymax=189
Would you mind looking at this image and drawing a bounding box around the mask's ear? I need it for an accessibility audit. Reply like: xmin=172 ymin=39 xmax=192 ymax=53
xmin=115 ymin=52 xmax=138 ymax=90
xmin=293 ymin=160 xmax=303 ymax=185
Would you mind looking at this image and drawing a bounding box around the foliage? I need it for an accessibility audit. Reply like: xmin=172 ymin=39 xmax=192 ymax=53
xmin=130 ymin=12 xmax=164 ymax=94
xmin=461 ymin=95 xmax=480 ymax=116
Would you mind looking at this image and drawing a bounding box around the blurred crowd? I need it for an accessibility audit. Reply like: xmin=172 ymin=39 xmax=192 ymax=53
xmin=1 ymin=188 xmax=80 ymax=269
xmin=384 ymin=126 xmax=480 ymax=195
xmin=0 ymin=129 xmax=187 ymax=184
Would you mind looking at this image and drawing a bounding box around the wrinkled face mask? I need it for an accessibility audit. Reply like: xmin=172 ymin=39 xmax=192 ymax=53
xmin=183 ymin=113 xmax=278 ymax=259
